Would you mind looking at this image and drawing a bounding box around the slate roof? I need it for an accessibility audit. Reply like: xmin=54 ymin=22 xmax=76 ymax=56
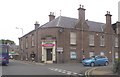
xmin=86 ymin=20 xmax=105 ymax=32
xmin=41 ymin=16 xmax=105 ymax=32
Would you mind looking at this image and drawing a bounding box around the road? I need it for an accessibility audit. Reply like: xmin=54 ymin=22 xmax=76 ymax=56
xmin=2 ymin=60 xmax=92 ymax=75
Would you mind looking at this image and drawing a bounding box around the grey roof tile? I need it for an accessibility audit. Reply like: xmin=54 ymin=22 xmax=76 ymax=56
xmin=86 ymin=21 xmax=105 ymax=32
xmin=41 ymin=16 xmax=106 ymax=32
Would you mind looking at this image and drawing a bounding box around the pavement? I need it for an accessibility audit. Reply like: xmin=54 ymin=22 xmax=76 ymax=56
xmin=89 ymin=64 xmax=119 ymax=76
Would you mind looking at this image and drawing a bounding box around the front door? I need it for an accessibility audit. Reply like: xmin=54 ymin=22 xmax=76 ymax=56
xmin=46 ymin=48 xmax=52 ymax=61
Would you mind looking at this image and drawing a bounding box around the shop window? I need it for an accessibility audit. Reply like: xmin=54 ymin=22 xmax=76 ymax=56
xmin=70 ymin=51 xmax=77 ymax=59
xmin=115 ymin=52 xmax=118 ymax=59
xmin=115 ymin=37 xmax=118 ymax=47
xmin=89 ymin=51 xmax=94 ymax=57
xmin=100 ymin=51 xmax=105 ymax=56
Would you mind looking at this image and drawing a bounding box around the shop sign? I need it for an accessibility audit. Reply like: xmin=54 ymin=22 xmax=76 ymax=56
xmin=42 ymin=44 xmax=55 ymax=47
xmin=57 ymin=47 xmax=63 ymax=52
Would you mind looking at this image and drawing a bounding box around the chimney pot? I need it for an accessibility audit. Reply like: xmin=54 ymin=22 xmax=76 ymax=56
xmin=105 ymin=11 xmax=112 ymax=25
xmin=34 ymin=21 xmax=40 ymax=29
xmin=49 ymin=12 xmax=55 ymax=22
xmin=78 ymin=4 xmax=86 ymax=21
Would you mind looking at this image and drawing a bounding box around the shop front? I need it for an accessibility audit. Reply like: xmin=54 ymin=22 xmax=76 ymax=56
xmin=41 ymin=40 xmax=56 ymax=63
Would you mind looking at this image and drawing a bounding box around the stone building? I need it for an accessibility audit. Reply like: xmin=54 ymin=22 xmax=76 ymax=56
xmin=19 ymin=5 xmax=119 ymax=63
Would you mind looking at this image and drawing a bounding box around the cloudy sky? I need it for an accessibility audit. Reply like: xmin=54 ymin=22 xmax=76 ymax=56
xmin=0 ymin=0 xmax=120 ymax=45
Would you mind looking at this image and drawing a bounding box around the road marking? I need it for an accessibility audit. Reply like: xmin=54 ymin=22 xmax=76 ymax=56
xmin=73 ymin=72 xmax=78 ymax=75
xmin=58 ymin=69 xmax=62 ymax=72
xmin=62 ymin=71 xmax=66 ymax=73
xmin=66 ymin=71 xmax=72 ymax=75
xmin=61 ymin=70 xmax=67 ymax=73
xmin=49 ymin=68 xmax=54 ymax=70
xmin=54 ymin=68 xmax=58 ymax=71
xmin=78 ymin=73 xmax=83 ymax=76
xmin=85 ymin=67 xmax=97 ymax=77
xmin=48 ymin=67 xmax=81 ymax=75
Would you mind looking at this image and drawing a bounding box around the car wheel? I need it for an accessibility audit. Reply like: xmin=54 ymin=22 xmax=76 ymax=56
xmin=90 ymin=62 xmax=95 ymax=67
xmin=104 ymin=62 xmax=109 ymax=66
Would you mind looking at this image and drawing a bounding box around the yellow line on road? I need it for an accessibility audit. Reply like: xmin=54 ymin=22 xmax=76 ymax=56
xmin=85 ymin=67 xmax=97 ymax=77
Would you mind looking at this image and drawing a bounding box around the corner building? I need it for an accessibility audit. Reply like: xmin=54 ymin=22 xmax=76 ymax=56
xmin=19 ymin=5 xmax=119 ymax=63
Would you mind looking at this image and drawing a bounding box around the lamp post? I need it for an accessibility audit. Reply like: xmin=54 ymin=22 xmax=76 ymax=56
xmin=16 ymin=27 xmax=23 ymax=36
xmin=16 ymin=27 xmax=24 ymax=60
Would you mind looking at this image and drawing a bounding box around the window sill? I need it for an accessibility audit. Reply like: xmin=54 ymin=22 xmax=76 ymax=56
xmin=70 ymin=44 xmax=77 ymax=46
xmin=89 ymin=45 xmax=95 ymax=47
xmin=31 ymin=45 xmax=35 ymax=47
xmin=100 ymin=45 xmax=105 ymax=47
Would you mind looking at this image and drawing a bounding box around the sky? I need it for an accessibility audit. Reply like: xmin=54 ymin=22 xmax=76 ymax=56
xmin=0 ymin=0 xmax=120 ymax=45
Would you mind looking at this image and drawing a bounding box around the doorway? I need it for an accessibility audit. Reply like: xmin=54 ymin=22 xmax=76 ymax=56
xmin=46 ymin=48 xmax=52 ymax=61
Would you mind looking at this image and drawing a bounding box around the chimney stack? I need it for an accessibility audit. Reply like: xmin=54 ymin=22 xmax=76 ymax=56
xmin=78 ymin=4 xmax=86 ymax=22
xmin=34 ymin=21 xmax=40 ymax=29
xmin=105 ymin=11 xmax=112 ymax=25
xmin=49 ymin=12 xmax=55 ymax=22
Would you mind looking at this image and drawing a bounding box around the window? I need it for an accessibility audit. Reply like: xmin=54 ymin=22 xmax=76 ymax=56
xmin=100 ymin=35 xmax=105 ymax=46
xmin=89 ymin=35 xmax=94 ymax=46
xmin=31 ymin=34 xmax=35 ymax=46
xmin=25 ymin=37 xmax=28 ymax=48
xmin=100 ymin=51 xmax=105 ymax=56
xmin=21 ymin=39 xmax=23 ymax=50
xmin=115 ymin=37 xmax=118 ymax=47
xmin=116 ymin=28 xmax=119 ymax=34
xmin=70 ymin=32 xmax=76 ymax=45
xmin=115 ymin=52 xmax=118 ymax=59
xmin=89 ymin=51 xmax=94 ymax=57
xmin=70 ymin=51 xmax=77 ymax=59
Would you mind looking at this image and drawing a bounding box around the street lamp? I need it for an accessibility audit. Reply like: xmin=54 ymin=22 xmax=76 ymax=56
xmin=16 ymin=27 xmax=24 ymax=60
xmin=16 ymin=27 xmax=23 ymax=36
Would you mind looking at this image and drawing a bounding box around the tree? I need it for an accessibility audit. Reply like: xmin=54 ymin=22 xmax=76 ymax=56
xmin=0 ymin=39 xmax=15 ymax=45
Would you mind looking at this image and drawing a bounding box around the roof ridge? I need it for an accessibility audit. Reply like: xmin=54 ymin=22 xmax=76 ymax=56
xmin=56 ymin=16 xmax=62 ymax=26
xmin=57 ymin=16 xmax=77 ymax=20
xmin=87 ymin=20 xmax=105 ymax=24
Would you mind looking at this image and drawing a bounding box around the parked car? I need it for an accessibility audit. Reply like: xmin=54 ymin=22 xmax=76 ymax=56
xmin=82 ymin=55 xmax=109 ymax=67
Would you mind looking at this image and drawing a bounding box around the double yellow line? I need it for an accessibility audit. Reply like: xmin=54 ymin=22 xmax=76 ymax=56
xmin=85 ymin=67 xmax=97 ymax=77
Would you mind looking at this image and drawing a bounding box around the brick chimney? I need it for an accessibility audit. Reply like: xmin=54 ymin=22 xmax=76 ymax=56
xmin=77 ymin=4 xmax=86 ymax=22
xmin=105 ymin=11 xmax=112 ymax=25
xmin=34 ymin=21 xmax=40 ymax=29
xmin=49 ymin=12 xmax=55 ymax=22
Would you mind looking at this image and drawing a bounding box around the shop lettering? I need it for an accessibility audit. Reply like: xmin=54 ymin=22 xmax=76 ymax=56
xmin=42 ymin=44 xmax=55 ymax=47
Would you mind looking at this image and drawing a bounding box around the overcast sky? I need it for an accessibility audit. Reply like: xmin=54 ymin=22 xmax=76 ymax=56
xmin=0 ymin=0 xmax=120 ymax=45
